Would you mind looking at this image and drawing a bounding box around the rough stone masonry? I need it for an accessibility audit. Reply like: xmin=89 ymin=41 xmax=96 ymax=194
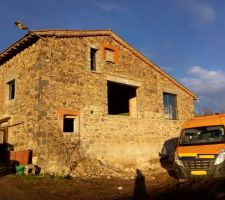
xmin=0 ymin=30 xmax=197 ymax=177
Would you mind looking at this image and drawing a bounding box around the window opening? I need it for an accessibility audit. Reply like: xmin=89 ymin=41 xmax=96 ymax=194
xmin=63 ymin=116 xmax=75 ymax=132
xmin=163 ymin=92 xmax=177 ymax=119
xmin=107 ymin=81 xmax=137 ymax=116
xmin=63 ymin=115 xmax=80 ymax=133
xmin=7 ymin=79 xmax=15 ymax=100
xmin=90 ymin=48 xmax=97 ymax=71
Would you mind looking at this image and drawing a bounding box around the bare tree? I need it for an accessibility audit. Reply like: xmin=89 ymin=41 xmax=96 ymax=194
xmin=219 ymin=109 xmax=225 ymax=114
xmin=201 ymin=108 xmax=214 ymax=116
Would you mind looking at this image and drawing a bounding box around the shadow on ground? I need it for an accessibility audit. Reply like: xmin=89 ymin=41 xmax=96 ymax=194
xmin=133 ymin=169 xmax=148 ymax=200
xmin=150 ymin=179 xmax=225 ymax=200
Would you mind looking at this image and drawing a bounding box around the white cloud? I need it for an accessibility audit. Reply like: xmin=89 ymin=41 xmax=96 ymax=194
xmin=181 ymin=66 xmax=225 ymax=112
xmin=95 ymin=2 xmax=125 ymax=12
xmin=182 ymin=66 xmax=225 ymax=94
xmin=178 ymin=0 xmax=216 ymax=23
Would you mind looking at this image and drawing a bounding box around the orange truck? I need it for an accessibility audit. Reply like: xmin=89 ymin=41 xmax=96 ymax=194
xmin=174 ymin=114 xmax=225 ymax=179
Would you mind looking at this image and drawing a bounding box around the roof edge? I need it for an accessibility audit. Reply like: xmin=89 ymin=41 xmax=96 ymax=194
xmin=108 ymin=31 xmax=197 ymax=99
xmin=0 ymin=29 xmax=197 ymax=99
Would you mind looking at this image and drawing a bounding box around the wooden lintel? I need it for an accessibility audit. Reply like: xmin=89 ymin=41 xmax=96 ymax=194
xmin=0 ymin=117 xmax=11 ymax=124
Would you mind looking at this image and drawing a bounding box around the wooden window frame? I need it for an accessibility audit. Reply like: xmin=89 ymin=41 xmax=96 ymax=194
xmin=163 ymin=92 xmax=178 ymax=120
xmin=7 ymin=79 xmax=15 ymax=100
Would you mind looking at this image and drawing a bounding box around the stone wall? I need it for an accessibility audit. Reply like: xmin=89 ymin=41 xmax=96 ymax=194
xmin=0 ymin=33 xmax=195 ymax=177
xmin=0 ymin=42 xmax=41 ymax=151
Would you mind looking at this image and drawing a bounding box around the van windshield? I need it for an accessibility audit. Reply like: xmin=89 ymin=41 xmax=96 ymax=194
xmin=179 ymin=125 xmax=225 ymax=145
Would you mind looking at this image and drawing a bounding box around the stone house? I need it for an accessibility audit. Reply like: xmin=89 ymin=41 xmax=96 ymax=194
xmin=0 ymin=30 xmax=197 ymax=176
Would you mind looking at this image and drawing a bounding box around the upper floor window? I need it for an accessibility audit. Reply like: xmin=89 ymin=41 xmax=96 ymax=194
xmin=105 ymin=48 xmax=115 ymax=63
xmin=163 ymin=92 xmax=177 ymax=120
xmin=107 ymin=81 xmax=137 ymax=117
xmin=90 ymin=48 xmax=97 ymax=71
xmin=101 ymin=43 xmax=119 ymax=63
xmin=7 ymin=79 xmax=15 ymax=100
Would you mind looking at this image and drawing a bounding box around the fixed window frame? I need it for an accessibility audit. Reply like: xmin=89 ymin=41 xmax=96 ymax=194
xmin=63 ymin=115 xmax=80 ymax=133
xmin=163 ymin=92 xmax=178 ymax=120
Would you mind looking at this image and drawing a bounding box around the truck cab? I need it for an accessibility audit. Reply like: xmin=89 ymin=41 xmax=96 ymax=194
xmin=174 ymin=114 xmax=225 ymax=179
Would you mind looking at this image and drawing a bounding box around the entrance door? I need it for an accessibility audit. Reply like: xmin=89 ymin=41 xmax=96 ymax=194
xmin=0 ymin=128 xmax=9 ymax=163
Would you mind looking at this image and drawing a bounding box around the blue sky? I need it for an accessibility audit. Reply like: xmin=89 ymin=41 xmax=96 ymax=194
xmin=1 ymin=0 xmax=225 ymax=113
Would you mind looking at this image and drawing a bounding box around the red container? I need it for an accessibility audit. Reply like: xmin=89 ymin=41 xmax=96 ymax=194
xmin=10 ymin=150 xmax=31 ymax=165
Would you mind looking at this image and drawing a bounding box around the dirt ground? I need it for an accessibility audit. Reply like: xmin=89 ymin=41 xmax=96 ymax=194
xmin=0 ymin=170 xmax=173 ymax=200
xmin=1 ymin=170 xmax=225 ymax=200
